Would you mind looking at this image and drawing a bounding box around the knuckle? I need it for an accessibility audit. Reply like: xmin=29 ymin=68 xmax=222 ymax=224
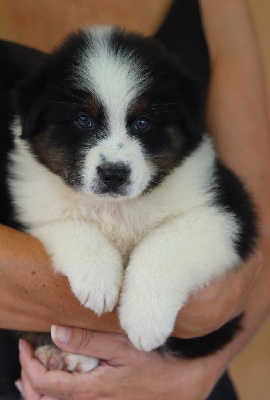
xmin=77 ymin=328 xmax=94 ymax=350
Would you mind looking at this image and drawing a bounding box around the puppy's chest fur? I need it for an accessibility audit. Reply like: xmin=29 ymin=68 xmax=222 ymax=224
xmin=83 ymin=199 xmax=184 ymax=264
xmin=85 ymin=203 xmax=158 ymax=261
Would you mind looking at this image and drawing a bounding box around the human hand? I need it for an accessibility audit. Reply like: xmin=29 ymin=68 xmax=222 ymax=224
xmin=18 ymin=329 xmax=225 ymax=400
xmin=17 ymin=254 xmax=262 ymax=400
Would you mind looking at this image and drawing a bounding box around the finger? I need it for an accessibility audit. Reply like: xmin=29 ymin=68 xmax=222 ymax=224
xmin=21 ymin=369 xmax=42 ymax=400
xmin=19 ymin=339 xmax=76 ymax=398
xmin=15 ymin=380 xmax=26 ymax=398
xmin=42 ymin=397 xmax=61 ymax=400
xmin=19 ymin=339 xmax=48 ymax=376
xmin=51 ymin=325 xmax=132 ymax=359
xmin=21 ymin=369 xmax=60 ymax=400
xmin=42 ymin=397 xmax=62 ymax=400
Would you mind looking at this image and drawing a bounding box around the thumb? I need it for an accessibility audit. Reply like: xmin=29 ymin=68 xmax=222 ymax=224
xmin=51 ymin=325 xmax=131 ymax=359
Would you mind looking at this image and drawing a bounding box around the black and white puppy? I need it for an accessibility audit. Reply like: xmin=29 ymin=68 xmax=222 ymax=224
xmin=8 ymin=27 xmax=256 ymax=371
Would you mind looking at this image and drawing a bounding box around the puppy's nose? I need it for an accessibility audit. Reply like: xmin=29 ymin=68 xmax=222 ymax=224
xmin=97 ymin=164 xmax=130 ymax=191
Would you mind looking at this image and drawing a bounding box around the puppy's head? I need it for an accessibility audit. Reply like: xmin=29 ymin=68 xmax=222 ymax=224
xmin=13 ymin=26 xmax=204 ymax=200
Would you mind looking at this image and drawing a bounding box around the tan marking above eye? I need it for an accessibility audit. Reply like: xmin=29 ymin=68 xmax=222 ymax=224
xmin=129 ymin=98 xmax=149 ymax=120
xmin=83 ymin=98 xmax=101 ymax=119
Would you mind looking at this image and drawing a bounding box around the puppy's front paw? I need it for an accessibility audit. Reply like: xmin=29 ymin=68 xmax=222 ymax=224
xmin=67 ymin=248 xmax=123 ymax=315
xmin=121 ymin=314 xmax=173 ymax=352
xmin=69 ymin=268 xmax=121 ymax=315
xmin=119 ymin=293 xmax=177 ymax=351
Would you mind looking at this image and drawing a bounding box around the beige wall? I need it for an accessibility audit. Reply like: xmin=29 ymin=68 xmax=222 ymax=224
xmin=230 ymin=318 xmax=270 ymax=400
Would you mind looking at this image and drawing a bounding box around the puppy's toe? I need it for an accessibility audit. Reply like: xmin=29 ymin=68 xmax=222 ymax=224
xmin=64 ymin=354 xmax=99 ymax=372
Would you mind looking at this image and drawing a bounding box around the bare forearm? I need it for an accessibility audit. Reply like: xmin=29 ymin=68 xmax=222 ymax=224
xmin=0 ymin=224 xmax=122 ymax=333
xmin=202 ymin=251 xmax=270 ymax=387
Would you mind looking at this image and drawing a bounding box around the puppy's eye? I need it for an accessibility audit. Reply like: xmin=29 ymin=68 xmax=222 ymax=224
xmin=134 ymin=117 xmax=151 ymax=132
xmin=75 ymin=114 xmax=95 ymax=129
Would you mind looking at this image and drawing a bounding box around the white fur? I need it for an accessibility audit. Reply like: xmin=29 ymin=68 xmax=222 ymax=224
xmin=74 ymin=28 xmax=154 ymax=199
xmin=8 ymin=123 xmax=241 ymax=350
xmin=78 ymin=27 xmax=150 ymax=121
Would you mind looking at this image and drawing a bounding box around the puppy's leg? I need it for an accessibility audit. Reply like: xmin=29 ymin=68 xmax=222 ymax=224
xmin=119 ymin=207 xmax=240 ymax=351
xmin=31 ymin=220 xmax=123 ymax=315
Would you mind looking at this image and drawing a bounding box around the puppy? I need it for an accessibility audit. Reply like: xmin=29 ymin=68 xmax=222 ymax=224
xmin=8 ymin=26 xmax=256 ymax=372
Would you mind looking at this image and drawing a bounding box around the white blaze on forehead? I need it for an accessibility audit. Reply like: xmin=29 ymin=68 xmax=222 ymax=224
xmin=76 ymin=27 xmax=155 ymax=198
xmin=76 ymin=27 xmax=150 ymax=128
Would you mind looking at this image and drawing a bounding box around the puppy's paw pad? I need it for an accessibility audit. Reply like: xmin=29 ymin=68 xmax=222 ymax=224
xmin=35 ymin=345 xmax=65 ymax=370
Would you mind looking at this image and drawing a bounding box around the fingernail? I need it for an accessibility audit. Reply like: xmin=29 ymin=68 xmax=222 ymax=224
xmin=15 ymin=380 xmax=24 ymax=396
xmin=51 ymin=325 xmax=71 ymax=344
xmin=18 ymin=338 xmax=23 ymax=352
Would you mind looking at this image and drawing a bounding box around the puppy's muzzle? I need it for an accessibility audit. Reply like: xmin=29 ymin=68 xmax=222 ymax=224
xmin=97 ymin=163 xmax=131 ymax=193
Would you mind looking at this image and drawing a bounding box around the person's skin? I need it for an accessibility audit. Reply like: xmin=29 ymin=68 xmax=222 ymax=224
xmin=16 ymin=331 xmax=244 ymax=400
xmin=2 ymin=0 xmax=270 ymax=398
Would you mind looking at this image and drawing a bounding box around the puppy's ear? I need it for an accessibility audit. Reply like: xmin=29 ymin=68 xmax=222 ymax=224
xmin=12 ymin=68 xmax=49 ymax=139
xmin=178 ymin=73 xmax=207 ymax=139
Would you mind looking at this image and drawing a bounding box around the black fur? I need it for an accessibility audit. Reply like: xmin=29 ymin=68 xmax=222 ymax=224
xmin=0 ymin=41 xmax=45 ymax=399
xmin=163 ymin=315 xmax=243 ymax=358
xmin=212 ymin=161 xmax=258 ymax=260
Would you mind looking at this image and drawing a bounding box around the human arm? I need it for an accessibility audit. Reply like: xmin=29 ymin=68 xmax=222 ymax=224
xmin=0 ymin=223 xmax=260 ymax=338
xmin=195 ymin=0 xmax=270 ymax=344
xmin=185 ymin=0 xmax=270 ymax=336
xmin=0 ymin=223 xmax=120 ymax=333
